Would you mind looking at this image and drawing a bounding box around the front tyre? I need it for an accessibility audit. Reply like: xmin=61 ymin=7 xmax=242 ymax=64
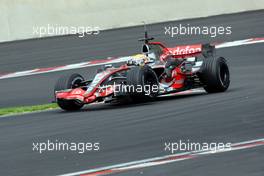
xmin=126 ymin=65 xmax=159 ymax=101
xmin=200 ymin=57 xmax=230 ymax=93
xmin=54 ymin=73 xmax=84 ymax=111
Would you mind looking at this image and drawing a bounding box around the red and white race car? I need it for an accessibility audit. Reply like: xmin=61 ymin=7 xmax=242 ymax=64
xmin=54 ymin=30 xmax=230 ymax=111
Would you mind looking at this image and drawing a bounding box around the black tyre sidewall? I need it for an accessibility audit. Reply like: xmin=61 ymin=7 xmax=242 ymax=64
xmin=200 ymin=57 xmax=230 ymax=93
xmin=126 ymin=65 xmax=159 ymax=100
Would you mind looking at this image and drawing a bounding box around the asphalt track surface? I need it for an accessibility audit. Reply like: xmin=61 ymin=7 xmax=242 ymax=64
xmin=1 ymin=10 xmax=264 ymax=108
xmin=0 ymin=10 xmax=264 ymax=176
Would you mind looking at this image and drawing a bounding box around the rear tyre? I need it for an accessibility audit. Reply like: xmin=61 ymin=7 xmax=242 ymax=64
xmin=126 ymin=65 xmax=159 ymax=101
xmin=54 ymin=73 xmax=85 ymax=111
xmin=199 ymin=57 xmax=230 ymax=93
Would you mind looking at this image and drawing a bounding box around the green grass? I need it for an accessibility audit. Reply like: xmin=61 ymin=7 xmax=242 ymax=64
xmin=0 ymin=103 xmax=58 ymax=116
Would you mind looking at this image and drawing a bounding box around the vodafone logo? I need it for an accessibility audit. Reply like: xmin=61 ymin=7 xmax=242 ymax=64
xmin=169 ymin=45 xmax=202 ymax=55
xmin=161 ymin=44 xmax=202 ymax=61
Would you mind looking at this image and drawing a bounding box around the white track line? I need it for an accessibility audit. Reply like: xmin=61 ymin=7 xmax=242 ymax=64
xmin=58 ymin=138 xmax=264 ymax=176
xmin=0 ymin=56 xmax=130 ymax=80
xmin=0 ymin=37 xmax=263 ymax=80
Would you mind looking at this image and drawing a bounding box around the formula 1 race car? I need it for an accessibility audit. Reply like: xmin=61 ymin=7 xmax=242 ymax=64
xmin=54 ymin=28 xmax=230 ymax=111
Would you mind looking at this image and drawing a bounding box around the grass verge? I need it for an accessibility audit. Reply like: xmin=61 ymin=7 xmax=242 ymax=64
xmin=0 ymin=103 xmax=58 ymax=117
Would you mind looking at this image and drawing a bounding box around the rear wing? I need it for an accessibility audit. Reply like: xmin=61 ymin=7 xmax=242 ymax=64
xmin=160 ymin=43 xmax=216 ymax=61
xmin=165 ymin=43 xmax=215 ymax=57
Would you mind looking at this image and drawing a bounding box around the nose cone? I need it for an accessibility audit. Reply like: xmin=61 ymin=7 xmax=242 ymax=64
xmin=70 ymin=88 xmax=85 ymax=95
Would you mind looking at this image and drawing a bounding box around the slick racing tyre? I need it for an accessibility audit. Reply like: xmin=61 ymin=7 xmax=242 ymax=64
xmin=126 ymin=65 xmax=159 ymax=101
xmin=54 ymin=73 xmax=84 ymax=111
xmin=200 ymin=57 xmax=230 ymax=93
